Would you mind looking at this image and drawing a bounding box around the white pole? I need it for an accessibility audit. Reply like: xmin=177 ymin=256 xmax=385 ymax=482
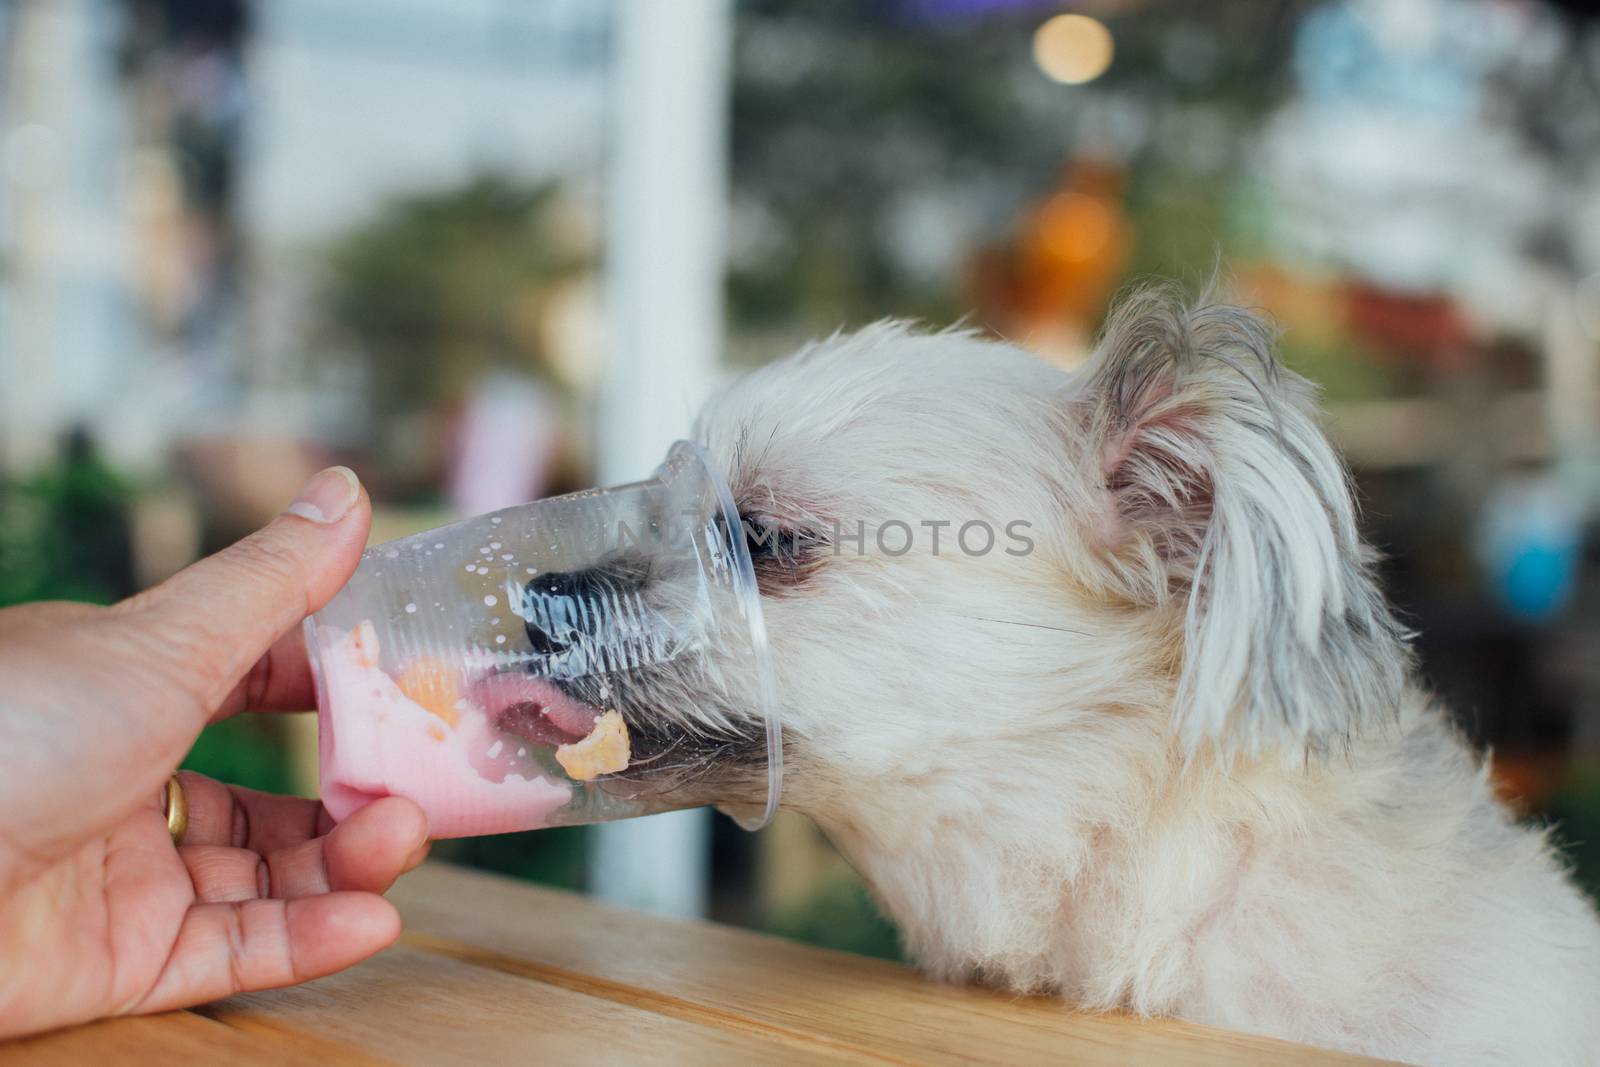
xmin=592 ymin=0 xmax=733 ymax=918
xmin=1 ymin=0 xmax=71 ymax=472
xmin=1 ymin=0 xmax=135 ymax=473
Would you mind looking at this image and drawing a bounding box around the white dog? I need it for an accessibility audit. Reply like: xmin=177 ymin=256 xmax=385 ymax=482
xmin=691 ymin=288 xmax=1600 ymax=1064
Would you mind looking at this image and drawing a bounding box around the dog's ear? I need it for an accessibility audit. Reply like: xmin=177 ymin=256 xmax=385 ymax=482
xmin=1070 ymin=287 xmax=1408 ymax=756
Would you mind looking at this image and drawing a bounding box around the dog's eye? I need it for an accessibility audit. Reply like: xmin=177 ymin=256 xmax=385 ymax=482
xmin=742 ymin=518 xmax=782 ymax=558
xmin=739 ymin=514 xmax=824 ymax=590
xmin=742 ymin=517 xmax=798 ymax=562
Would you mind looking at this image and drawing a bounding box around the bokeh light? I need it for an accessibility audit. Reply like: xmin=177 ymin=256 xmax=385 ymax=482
xmin=1037 ymin=190 xmax=1113 ymax=263
xmin=1032 ymin=14 xmax=1114 ymax=85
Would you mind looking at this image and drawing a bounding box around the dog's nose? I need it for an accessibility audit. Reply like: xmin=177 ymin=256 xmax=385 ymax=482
xmin=522 ymin=568 xmax=603 ymax=655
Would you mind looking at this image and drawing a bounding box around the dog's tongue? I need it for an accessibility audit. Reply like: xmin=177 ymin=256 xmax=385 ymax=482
xmin=470 ymin=673 xmax=600 ymax=747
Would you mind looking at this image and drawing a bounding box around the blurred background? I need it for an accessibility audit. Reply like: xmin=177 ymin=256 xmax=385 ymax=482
xmin=3 ymin=0 xmax=1599 ymax=961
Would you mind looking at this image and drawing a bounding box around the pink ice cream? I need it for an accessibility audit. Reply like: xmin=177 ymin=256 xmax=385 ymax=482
xmin=314 ymin=623 xmax=574 ymax=838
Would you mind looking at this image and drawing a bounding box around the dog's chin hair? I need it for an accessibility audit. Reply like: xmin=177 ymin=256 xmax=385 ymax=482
xmin=688 ymin=288 xmax=1600 ymax=1066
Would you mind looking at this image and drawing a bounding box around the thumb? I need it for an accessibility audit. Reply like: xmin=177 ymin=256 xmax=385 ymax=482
xmin=127 ymin=466 xmax=372 ymax=712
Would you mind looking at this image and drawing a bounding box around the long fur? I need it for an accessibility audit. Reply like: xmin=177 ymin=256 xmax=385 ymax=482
xmin=690 ymin=289 xmax=1600 ymax=1065
xmin=1077 ymin=289 xmax=1411 ymax=757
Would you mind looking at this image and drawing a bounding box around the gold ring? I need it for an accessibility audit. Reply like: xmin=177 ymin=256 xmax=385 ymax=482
xmin=163 ymin=773 xmax=189 ymax=847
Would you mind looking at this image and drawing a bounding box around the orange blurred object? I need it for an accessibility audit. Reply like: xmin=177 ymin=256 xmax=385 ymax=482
xmin=1489 ymin=750 xmax=1577 ymax=817
xmin=968 ymin=158 xmax=1131 ymax=366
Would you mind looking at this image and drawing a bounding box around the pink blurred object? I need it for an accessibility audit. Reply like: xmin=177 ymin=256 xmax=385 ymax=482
xmin=448 ymin=372 xmax=561 ymax=516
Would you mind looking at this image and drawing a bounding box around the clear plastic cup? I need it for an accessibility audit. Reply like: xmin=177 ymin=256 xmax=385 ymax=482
xmin=303 ymin=441 xmax=781 ymax=838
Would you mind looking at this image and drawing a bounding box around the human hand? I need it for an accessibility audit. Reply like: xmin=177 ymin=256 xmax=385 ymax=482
xmin=0 ymin=467 xmax=429 ymax=1038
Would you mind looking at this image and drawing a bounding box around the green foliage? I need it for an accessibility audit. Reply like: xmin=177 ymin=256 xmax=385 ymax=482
xmin=1120 ymin=165 xmax=1236 ymax=282
xmin=1544 ymin=770 xmax=1600 ymax=906
xmin=431 ymin=827 xmax=591 ymax=894
xmin=1276 ymin=331 xmax=1407 ymax=405
xmin=318 ymin=174 xmax=588 ymax=445
xmin=766 ymin=873 xmax=903 ymax=962
xmin=182 ymin=717 xmax=300 ymax=796
xmin=0 ymin=435 xmax=135 ymax=607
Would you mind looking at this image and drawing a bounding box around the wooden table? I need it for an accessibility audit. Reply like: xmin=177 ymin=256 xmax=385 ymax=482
xmin=4 ymin=862 xmax=1383 ymax=1065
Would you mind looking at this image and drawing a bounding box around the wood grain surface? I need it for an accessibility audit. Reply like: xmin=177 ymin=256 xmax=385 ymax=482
xmin=1 ymin=861 xmax=1392 ymax=1065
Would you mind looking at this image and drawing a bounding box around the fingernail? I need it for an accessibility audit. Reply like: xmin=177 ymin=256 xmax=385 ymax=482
xmin=285 ymin=466 xmax=360 ymax=525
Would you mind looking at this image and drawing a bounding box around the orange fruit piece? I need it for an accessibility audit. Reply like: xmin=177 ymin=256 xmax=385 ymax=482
xmin=397 ymin=657 xmax=461 ymax=727
xmin=556 ymin=710 xmax=630 ymax=780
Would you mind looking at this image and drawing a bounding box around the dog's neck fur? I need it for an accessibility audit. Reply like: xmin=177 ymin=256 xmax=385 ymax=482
xmin=809 ymin=700 xmax=1226 ymax=999
xmin=804 ymin=686 xmax=1600 ymax=1062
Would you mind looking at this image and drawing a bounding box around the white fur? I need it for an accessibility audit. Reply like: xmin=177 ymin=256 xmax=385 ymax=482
xmin=693 ymin=290 xmax=1600 ymax=1065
